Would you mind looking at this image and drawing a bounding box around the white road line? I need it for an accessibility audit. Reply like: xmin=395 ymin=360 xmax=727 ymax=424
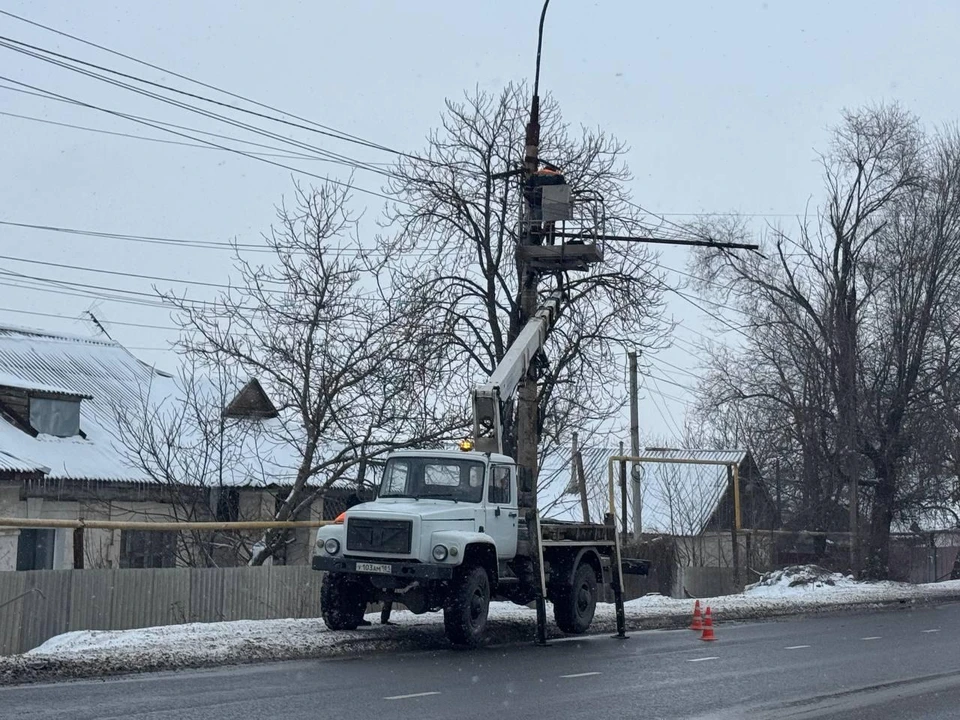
xmin=862 ymin=636 xmax=882 ymax=641
xmin=687 ymin=657 xmax=719 ymax=662
xmin=785 ymin=645 xmax=811 ymax=650
xmin=549 ymin=634 xmax=608 ymax=644
xmin=922 ymin=629 xmax=941 ymax=633
xmin=384 ymin=691 xmax=442 ymax=701
xmin=560 ymin=672 xmax=602 ymax=678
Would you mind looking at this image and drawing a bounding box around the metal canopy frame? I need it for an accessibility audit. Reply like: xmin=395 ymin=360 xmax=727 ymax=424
xmin=605 ymin=454 xmax=743 ymax=532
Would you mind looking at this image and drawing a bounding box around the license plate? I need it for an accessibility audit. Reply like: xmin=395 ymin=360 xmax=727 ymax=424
xmin=355 ymin=562 xmax=392 ymax=574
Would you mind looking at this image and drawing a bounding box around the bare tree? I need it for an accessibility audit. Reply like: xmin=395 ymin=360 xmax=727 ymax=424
xmin=160 ymin=180 xmax=460 ymax=565
xmin=693 ymin=106 xmax=960 ymax=577
xmin=113 ymin=360 xmax=279 ymax=566
xmin=380 ymin=83 xmax=670 ymax=463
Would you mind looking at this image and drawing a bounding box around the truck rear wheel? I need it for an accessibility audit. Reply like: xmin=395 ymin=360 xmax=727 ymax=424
xmin=321 ymin=572 xmax=367 ymax=631
xmin=443 ymin=565 xmax=490 ymax=647
xmin=554 ymin=562 xmax=598 ymax=634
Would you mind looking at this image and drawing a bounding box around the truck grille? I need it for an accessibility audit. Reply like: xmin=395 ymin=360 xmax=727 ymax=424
xmin=346 ymin=518 xmax=412 ymax=554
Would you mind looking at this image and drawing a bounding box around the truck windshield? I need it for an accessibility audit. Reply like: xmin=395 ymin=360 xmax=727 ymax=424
xmin=379 ymin=457 xmax=485 ymax=503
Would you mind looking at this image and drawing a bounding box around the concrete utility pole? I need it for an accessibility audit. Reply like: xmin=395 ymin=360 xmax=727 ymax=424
xmin=516 ymin=1 xmax=549 ymax=505
xmin=628 ymin=350 xmax=641 ymax=536
xmin=516 ymin=0 xmax=551 ymax=646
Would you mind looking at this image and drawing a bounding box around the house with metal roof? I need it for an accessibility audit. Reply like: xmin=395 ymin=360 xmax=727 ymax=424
xmin=539 ymin=446 xmax=778 ymax=584
xmin=540 ymin=447 xmax=774 ymax=530
xmin=0 ymin=324 xmax=344 ymax=571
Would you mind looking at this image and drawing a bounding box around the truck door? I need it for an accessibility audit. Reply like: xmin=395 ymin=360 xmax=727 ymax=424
xmin=485 ymin=465 xmax=518 ymax=558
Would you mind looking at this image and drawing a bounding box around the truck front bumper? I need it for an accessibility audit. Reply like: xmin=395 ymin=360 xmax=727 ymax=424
xmin=312 ymin=555 xmax=455 ymax=580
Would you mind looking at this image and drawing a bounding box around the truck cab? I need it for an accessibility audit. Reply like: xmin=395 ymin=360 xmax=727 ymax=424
xmin=313 ymin=449 xmax=521 ymax=644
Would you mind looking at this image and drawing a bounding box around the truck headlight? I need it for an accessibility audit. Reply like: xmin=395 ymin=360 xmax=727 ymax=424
xmin=324 ymin=538 xmax=341 ymax=555
xmin=432 ymin=544 xmax=448 ymax=561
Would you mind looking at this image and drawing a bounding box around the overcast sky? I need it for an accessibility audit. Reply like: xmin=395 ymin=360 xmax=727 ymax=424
xmin=2 ymin=1 xmax=959 ymax=446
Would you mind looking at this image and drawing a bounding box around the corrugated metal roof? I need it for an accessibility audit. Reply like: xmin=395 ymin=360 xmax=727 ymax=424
xmin=641 ymin=448 xmax=747 ymax=465
xmin=0 ymin=370 xmax=92 ymax=398
xmin=0 ymin=325 xmax=349 ymax=489
xmin=0 ymin=449 xmax=48 ymax=474
xmin=0 ymin=326 xmax=169 ymax=483
xmin=538 ymin=446 xmax=747 ymax=535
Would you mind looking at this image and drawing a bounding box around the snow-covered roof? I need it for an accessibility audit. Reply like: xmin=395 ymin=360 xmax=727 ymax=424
xmin=0 ymin=448 xmax=49 ymax=474
xmin=0 ymin=325 xmax=175 ymax=482
xmin=0 ymin=370 xmax=91 ymax=398
xmin=0 ymin=324 xmax=360 ymax=491
xmin=538 ymin=446 xmax=747 ymax=535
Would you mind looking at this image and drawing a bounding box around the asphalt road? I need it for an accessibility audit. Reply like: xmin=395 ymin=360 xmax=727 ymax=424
xmin=4 ymin=603 xmax=960 ymax=720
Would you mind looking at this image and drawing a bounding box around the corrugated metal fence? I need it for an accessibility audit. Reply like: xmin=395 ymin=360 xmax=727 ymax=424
xmin=0 ymin=566 xmax=323 ymax=656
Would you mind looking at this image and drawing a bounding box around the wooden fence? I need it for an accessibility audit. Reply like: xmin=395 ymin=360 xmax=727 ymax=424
xmin=0 ymin=565 xmax=323 ymax=656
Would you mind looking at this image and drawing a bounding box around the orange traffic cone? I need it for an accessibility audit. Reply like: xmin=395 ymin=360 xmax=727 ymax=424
xmin=690 ymin=600 xmax=703 ymax=631
xmin=700 ymin=606 xmax=716 ymax=641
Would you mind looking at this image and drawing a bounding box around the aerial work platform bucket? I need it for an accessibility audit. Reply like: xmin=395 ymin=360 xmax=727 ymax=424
xmin=518 ymin=167 xmax=605 ymax=272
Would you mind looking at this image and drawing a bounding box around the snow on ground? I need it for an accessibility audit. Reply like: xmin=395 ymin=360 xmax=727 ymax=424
xmin=744 ymin=564 xmax=861 ymax=596
xmin=7 ymin=566 xmax=960 ymax=684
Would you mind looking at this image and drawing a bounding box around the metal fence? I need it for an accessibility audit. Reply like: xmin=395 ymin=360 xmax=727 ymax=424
xmin=0 ymin=565 xmax=323 ymax=656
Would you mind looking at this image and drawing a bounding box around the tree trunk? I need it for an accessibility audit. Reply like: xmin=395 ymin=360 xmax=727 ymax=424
xmin=865 ymin=463 xmax=896 ymax=579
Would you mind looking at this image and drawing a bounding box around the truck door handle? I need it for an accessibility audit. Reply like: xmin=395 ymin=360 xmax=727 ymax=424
xmin=508 ymin=511 xmax=518 ymax=518
xmin=495 ymin=507 xmax=501 ymax=517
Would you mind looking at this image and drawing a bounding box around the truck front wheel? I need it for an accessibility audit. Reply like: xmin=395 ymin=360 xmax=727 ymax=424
xmin=443 ymin=565 xmax=490 ymax=647
xmin=553 ymin=562 xmax=598 ymax=634
xmin=321 ymin=572 xmax=367 ymax=630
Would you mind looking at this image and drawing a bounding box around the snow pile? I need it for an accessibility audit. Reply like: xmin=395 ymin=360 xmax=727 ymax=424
xmin=744 ymin=565 xmax=860 ymax=596
xmin=6 ymin=569 xmax=960 ymax=685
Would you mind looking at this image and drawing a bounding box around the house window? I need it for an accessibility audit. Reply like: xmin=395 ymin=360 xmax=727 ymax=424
xmin=29 ymin=397 xmax=81 ymax=437
xmin=16 ymin=529 xmax=56 ymax=571
xmin=489 ymin=466 xmax=512 ymax=505
xmin=120 ymin=530 xmax=177 ymax=568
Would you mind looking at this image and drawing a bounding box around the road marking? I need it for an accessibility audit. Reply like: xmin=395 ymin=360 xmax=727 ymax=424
xmin=549 ymin=634 xmax=608 ymax=644
xmin=862 ymin=636 xmax=882 ymax=641
xmin=687 ymin=656 xmax=719 ymax=662
xmin=560 ymin=672 xmax=602 ymax=678
xmin=922 ymin=629 xmax=941 ymax=633
xmin=785 ymin=645 xmax=811 ymax=650
xmin=384 ymin=691 xmax=442 ymax=700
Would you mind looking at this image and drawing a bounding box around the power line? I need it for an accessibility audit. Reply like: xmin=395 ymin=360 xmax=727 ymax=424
xmin=0 ymin=109 xmax=376 ymax=164
xmin=655 ymin=211 xmax=804 ymax=219
xmin=0 ymin=269 xmax=202 ymax=309
xmin=642 ymin=375 xmax=686 ymax=437
xmin=0 ymin=304 xmax=176 ymax=331
xmin=0 ymin=90 xmax=801 ymax=222
xmin=0 ymin=41 xmax=400 ymax=183
xmin=0 ymin=218 xmax=276 ymax=253
xmin=0 ymin=22 xmax=427 ymax=161
xmin=625 ymin=197 xmax=704 ymax=238
xmin=0 ymin=283 xmax=395 ymax=349
xmin=637 ymin=260 xmax=750 ymax=340
xmin=0 ymin=252 xmax=241 ymax=291
xmin=647 ymin=370 xmax=696 ymax=394
xmin=646 ymin=353 xmax=701 ymax=379
xmin=0 ymin=9 xmax=479 ymax=174
xmin=643 ymin=375 xmax=692 ymax=408
xmin=0 ymin=218 xmax=443 ymax=261
xmin=0 ymin=74 xmax=409 ymax=206
xmin=0 ymin=80 xmax=377 ymax=167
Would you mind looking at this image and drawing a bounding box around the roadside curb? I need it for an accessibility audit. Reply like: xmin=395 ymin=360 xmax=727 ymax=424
xmin=2 ymin=593 xmax=958 ymax=687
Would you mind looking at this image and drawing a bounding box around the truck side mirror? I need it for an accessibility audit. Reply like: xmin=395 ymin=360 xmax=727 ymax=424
xmin=517 ymin=467 xmax=534 ymax=494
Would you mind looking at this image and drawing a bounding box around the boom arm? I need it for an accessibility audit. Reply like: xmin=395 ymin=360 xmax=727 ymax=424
xmin=472 ymin=292 xmax=564 ymax=454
